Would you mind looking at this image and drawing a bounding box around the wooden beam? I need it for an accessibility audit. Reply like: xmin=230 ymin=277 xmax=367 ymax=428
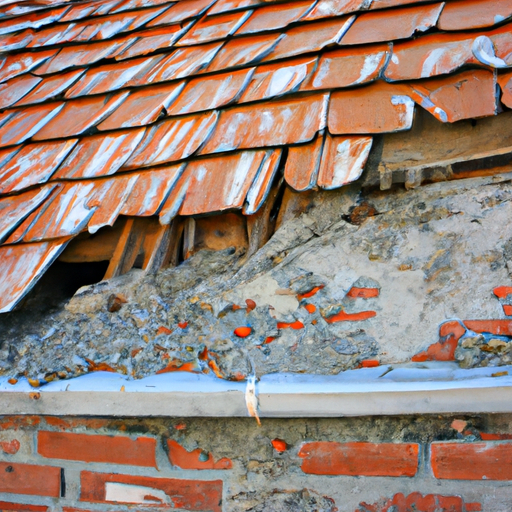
xmin=103 ymin=217 xmax=146 ymax=280
xmin=143 ymin=220 xmax=181 ymax=274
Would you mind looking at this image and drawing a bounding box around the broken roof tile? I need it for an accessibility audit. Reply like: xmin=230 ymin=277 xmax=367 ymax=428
xmin=201 ymin=93 xmax=328 ymax=154
xmin=302 ymin=44 xmax=389 ymax=90
xmin=120 ymin=164 xmax=185 ymax=216
xmin=498 ymin=70 xmax=512 ymax=108
xmin=328 ymin=82 xmax=414 ymax=133
xmin=302 ymin=0 xmax=366 ymax=22
xmin=244 ymin=149 xmax=282 ymax=215
xmin=284 ymin=134 xmax=324 ymax=191
xmin=0 ymin=74 xmax=41 ymax=109
xmin=22 ymin=181 xmax=97 ymax=242
xmin=124 ymin=110 xmax=218 ymax=168
xmin=0 ymin=185 xmax=56 ymax=243
xmin=32 ymin=41 xmax=128 ymax=75
xmin=177 ymin=11 xmax=251 ymax=45
xmin=406 ymin=69 xmax=497 ymax=123
xmin=0 ymin=5 xmax=68 ymax=36
xmin=65 ymin=55 xmax=164 ymax=98
xmin=98 ymin=82 xmax=184 ymax=129
xmin=86 ymin=174 xmax=139 ymax=233
xmin=489 ymin=22 xmax=512 ymax=67
xmin=33 ymin=92 xmax=129 ymax=140
xmin=15 ymin=69 xmax=84 ymax=106
xmin=239 ymin=56 xmax=316 ymax=103
xmin=148 ymin=0 xmax=215 ymax=25
xmin=52 ymin=129 xmax=146 ymax=179
xmin=316 ymin=134 xmax=372 ymax=189
xmin=138 ymin=42 xmax=223 ymax=81
xmin=113 ymin=24 xmax=188 ymax=59
xmin=166 ymin=68 xmax=253 ymax=115
xmin=384 ymin=32 xmax=480 ymax=81
xmin=340 ymin=3 xmax=444 ymax=46
xmin=0 ymin=239 xmax=70 ymax=313
xmin=438 ymin=0 xmax=512 ymax=31
xmin=0 ymin=49 xmax=56 ymax=83
xmin=236 ymin=1 xmax=312 ymax=35
xmin=178 ymin=150 xmax=267 ymax=215
xmin=263 ymin=16 xmax=355 ymax=62
xmin=206 ymin=33 xmax=282 ymax=72
xmin=0 ymin=139 xmax=77 ymax=194
xmin=0 ymin=102 xmax=64 ymax=147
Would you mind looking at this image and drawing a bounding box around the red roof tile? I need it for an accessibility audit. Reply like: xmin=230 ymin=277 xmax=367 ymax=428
xmin=177 ymin=11 xmax=251 ymax=45
xmin=0 ymin=239 xmax=70 ymax=313
xmin=438 ymin=0 xmax=512 ymax=31
xmin=32 ymin=93 xmax=129 ymax=140
xmin=0 ymin=102 xmax=64 ymax=147
xmin=165 ymin=68 xmax=253 ymax=115
xmin=0 ymin=139 xmax=77 ymax=193
xmin=236 ymin=1 xmax=312 ymax=35
xmin=328 ymin=82 xmax=414 ymax=134
xmin=200 ymin=94 xmax=328 ymax=154
xmin=98 ymin=82 xmax=184 ymax=129
xmin=52 ymin=129 xmax=146 ymax=179
xmin=1 ymin=0 xmax=512 ymax=311
xmin=0 ymin=74 xmax=41 ymax=108
xmin=340 ymin=3 xmax=443 ymax=45
xmin=406 ymin=69 xmax=497 ymax=123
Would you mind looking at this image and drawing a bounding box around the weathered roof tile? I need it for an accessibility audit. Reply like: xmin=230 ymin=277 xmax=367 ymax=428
xmin=498 ymin=70 xmax=512 ymax=108
xmin=0 ymin=239 xmax=70 ymax=313
xmin=316 ymin=134 xmax=372 ymax=189
xmin=263 ymin=16 xmax=355 ymax=62
xmin=284 ymin=134 xmax=324 ymax=191
xmin=302 ymin=0 xmax=366 ymax=22
xmin=302 ymin=44 xmax=389 ymax=90
xmin=0 ymin=139 xmax=77 ymax=194
xmin=32 ymin=92 xmax=129 ymax=140
xmin=0 ymin=74 xmax=42 ymax=109
xmin=52 ymin=129 xmax=146 ymax=179
xmin=239 ymin=56 xmax=316 ymax=103
xmin=0 ymin=49 xmax=56 ymax=83
xmin=438 ymin=0 xmax=512 ymax=31
xmin=0 ymin=4 xmax=69 ymax=35
xmin=340 ymin=3 xmax=444 ymax=46
xmin=147 ymin=0 xmax=215 ymax=25
xmin=166 ymin=68 xmax=253 ymax=115
xmin=406 ymin=69 xmax=497 ymax=123
xmin=201 ymin=93 xmax=328 ymax=154
xmin=328 ymin=82 xmax=414 ymax=133
xmin=124 ymin=110 xmax=218 ymax=168
xmin=236 ymin=1 xmax=313 ymax=35
xmin=206 ymin=33 xmax=281 ymax=72
xmin=177 ymin=11 xmax=251 ymax=45
xmin=98 ymin=81 xmax=185 ymax=129
xmin=16 ymin=69 xmax=84 ymax=106
xmin=0 ymin=102 xmax=64 ymax=147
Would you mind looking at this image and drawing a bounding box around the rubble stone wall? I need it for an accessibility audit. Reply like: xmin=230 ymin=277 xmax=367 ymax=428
xmin=1 ymin=414 xmax=512 ymax=511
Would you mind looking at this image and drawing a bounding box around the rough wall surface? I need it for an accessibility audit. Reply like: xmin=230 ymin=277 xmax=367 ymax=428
xmin=3 ymin=173 xmax=512 ymax=382
xmin=0 ymin=414 xmax=512 ymax=511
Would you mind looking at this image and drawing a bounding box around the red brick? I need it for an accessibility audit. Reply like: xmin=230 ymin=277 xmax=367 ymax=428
xmin=167 ymin=440 xmax=232 ymax=470
xmin=0 ymin=503 xmax=48 ymax=512
xmin=412 ymin=320 xmax=464 ymax=362
xmin=0 ymin=462 xmax=61 ymax=497
xmin=298 ymin=441 xmax=418 ymax=477
xmin=355 ymin=492 xmax=481 ymax=512
xmin=37 ymin=431 xmax=156 ymax=467
xmin=80 ymin=471 xmax=222 ymax=511
xmin=432 ymin=442 xmax=512 ymax=480
xmin=347 ymin=287 xmax=380 ymax=299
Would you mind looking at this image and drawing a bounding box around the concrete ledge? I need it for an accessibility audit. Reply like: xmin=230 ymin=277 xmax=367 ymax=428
xmin=1 ymin=363 xmax=512 ymax=417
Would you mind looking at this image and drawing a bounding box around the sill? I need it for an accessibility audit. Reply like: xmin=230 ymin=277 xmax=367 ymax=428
xmin=1 ymin=362 xmax=511 ymax=417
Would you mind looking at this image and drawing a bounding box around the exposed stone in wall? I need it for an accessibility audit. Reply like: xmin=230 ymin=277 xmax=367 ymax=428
xmin=3 ymin=173 xmax=512 ymax=383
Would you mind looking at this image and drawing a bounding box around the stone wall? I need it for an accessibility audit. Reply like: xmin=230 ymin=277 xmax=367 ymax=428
xmin=1 ymin=414 xmax=512 ymax=511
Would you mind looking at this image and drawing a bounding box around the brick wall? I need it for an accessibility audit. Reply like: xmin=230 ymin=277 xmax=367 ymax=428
xmin=0 ymin=415 xmax=511 ymax=511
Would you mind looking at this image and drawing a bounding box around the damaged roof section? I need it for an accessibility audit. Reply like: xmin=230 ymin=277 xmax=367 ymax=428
xmin=0 ymin=0 xmax=512 ymax=311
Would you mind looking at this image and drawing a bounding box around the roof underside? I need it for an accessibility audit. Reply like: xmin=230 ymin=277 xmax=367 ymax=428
xmin=1 ymin=0 xmax=512 ymax=311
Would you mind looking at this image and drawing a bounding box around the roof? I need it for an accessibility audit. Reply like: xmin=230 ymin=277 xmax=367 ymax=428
xmin=0 ymin=0 xmax=512 ymax=312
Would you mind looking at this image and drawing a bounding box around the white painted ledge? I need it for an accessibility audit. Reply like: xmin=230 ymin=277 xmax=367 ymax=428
xmin=1 ymin=363 xmax=512 ymax=417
